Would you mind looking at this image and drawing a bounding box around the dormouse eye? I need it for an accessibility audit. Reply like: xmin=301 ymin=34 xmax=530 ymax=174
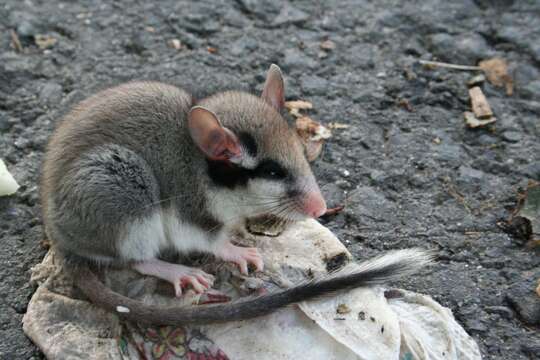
xmin=255 ymin=159 xmax=287 ymax=180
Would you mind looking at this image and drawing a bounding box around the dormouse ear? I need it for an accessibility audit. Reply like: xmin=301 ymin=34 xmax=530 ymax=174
xmin=261 ymin=64 xmax=285 ymax=111
xmin=188 ymin=106 xmax=242 ymax=162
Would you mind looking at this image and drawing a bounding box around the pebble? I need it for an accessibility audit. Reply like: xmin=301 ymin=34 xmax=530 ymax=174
xmin=224 ymin=8 xmax=249 ymax=28
xmin=301 ymin=75 xmax=328 ymax=96
xmin=522 ymin=80 xmax=540 ymax=99
xmin=506 ymin=280 xmax=540 ymax=325
xmin=459 ymin=166 xmax=485 ymax=180
xmin=272 ymin=4 xmax=309 ymax=27
xmin=465 ymin=318 xmax=488 ymax=333
xmin=521 ymin=342 xmax=540 ymax=358
xmin=235 ymin=0 xmax=282 ymax=21
xmin=429 ymin=32 xmax=493 ymax=63
xmin=434 ymin=143 xmax=464 ymax=165
xmin=522 ymin=162 xmax=540 ymax=181
xmin=348 ymin=186 xmax=395 ymax=220
xmin=123 ymin=33 xmax=147 ymax=55
xmin=182 ymin=13 xmax=221 ymax=35
xmin=283 ymin=48 xmax=317 ymax=70
xmin=501 ymin=130 xmax=522 ymax=143
xmin=484 ymin=306 xmax=513 ymax=319
xmin=475 ymin=134 xmax=498 ymax=146
xmin=230 ymin=36 xmax=259 ymax=56
xmin=39 ymin=82 xmax=63 ymax=107
xmin=0 ymin=111 xmax=11 ymax=132
xmin=168 ymin=39 xmax=182 ymax=50
xmin=531 ymin=41 xmax=540 ymax=63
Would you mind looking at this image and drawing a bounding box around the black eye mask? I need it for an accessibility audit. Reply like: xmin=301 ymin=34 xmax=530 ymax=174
xmin=254 ymin=159 xmax=288 ymax=180
xmin=207 ymin=158 xmax=289 ymax=189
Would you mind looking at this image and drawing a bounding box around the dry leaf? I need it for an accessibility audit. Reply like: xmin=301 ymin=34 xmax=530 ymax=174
xmin=285 ymin=100 xmax=313 ymax=111
xmin=479 ymin=58 xmax=513 ymax=96
xmin=10 ymin=30 xmax=23 ymax=52
xmin=467 ymin=74 xmax=486 ymax=87
xmin=323 ymin=205 xmax=345 ymax=216
xmin=336 ymin=303 xmax=351 ymax=314
xmin=296 ymin=116 xmax=331 ymax=162
xmin=398 ymin=98 xmax=414 ymax=112
xmin=536 ymin=280 xmax=540 ymax=298
xmin=464 ymin=111 xmax=496 ymax=128
xmin=469 ymin=86 xmax=493 ymax=119
xmin=320 ymin=40 xmax=336 ymax=51
xmin=35 ymin=34 xmax=57 ymax=49
xmin=328 ymin=122 xmax=350 ymax=130
xmin=207 ymin=46 xmax=218 ymax=54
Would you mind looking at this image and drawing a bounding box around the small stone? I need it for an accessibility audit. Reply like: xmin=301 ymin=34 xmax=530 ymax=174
xmin=434 ymin=143 xmax=464 ymax=165
xmin=177 ymin=31 xmax=202 ymax=49
xmin=234 ymin=0 xmax=282 ymax=21
xmin=39 ymin=82 xmax=63 ymax=107
xmin=272 ymin=4 xmax=309 ymax=26
xmin=224 ymin=8 xmax=249 ymax=28
xmin=182 ymin=13 xmax=220 ymax=35
xmin=17 ymin=21 xmax=38 ymax=39
xmin=476 ymin=134 xmax=498 ymax=146
xmin=283 ymin=48 xmax=317 ymax=70
xmin=459 ymin=166 xmax=485 ymax=180
xmin=465 ymin=319 xmax=487 ymax=333
xmin=0 ymin=111 xmax=11 ymax=132
xmin=522 ymin=80 xmax=540 ymax=100
xmin=485 ymin=306 xmax=513 ymax=319
xmin=506 ymin=280 xmax=540 ymax=325
xmin=168 ymin=39 xmax=182 ymax=50
xmin=230 ymin=36 xmax=259 ymax=56
xmin=123 ymin=33 xmax=147 ymax=55
xmin=429 ymin=33 xmax=493 ymax=63
xmin=501 ymin=130 xmax=522 ymax=143
xmin=521 ymin=342 xmax=540 ymax=358
xmin=320 ymin=40 xmax=336 ymax=51
xmin=116 ymin=306 xmax=130 ymax=313
xmin=522 ymin=162 xmax=540 ymax=181
xmin=301 ymin=75 xmax=328 ymax=96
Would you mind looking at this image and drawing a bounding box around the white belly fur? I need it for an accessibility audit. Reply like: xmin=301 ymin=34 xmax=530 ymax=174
xmin=118 ymin=208 xmax=221 ymax=261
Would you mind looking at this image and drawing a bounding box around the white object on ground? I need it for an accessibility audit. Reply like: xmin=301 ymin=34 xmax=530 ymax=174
xmin=23 ymin=219 xmax=481 ymax=360
xmin=0 ymin=159 xmax=20 ymax=196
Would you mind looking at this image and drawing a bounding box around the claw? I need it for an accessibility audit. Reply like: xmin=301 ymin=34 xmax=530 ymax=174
xmin=216 ymin=243 xmax=264 ymax=274
xmin=133 ymin=259 xmax=215 ymax=298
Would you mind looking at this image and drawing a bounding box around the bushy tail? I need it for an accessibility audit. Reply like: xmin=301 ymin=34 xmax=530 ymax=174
xmin=72 ymin=248 xmax=434 ymax=325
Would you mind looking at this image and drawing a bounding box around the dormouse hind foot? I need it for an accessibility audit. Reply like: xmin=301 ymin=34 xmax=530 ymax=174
xmin=215 ymin=242 xmax=264 ymax=275
xmin=133 ymin=259 xmax=215 ymax=297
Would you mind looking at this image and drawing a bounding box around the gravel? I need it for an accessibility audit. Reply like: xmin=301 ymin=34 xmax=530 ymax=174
xmin=1 ymin=0 xmax=539 ymax=358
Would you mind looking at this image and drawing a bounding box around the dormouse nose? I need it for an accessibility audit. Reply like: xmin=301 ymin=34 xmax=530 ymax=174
xmin=303 ymin=190 xmax=327 ymax=218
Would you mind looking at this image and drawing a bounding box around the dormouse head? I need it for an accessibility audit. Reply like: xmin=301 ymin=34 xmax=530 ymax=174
xmin=188 ymin=64 xmax=327 ymax=222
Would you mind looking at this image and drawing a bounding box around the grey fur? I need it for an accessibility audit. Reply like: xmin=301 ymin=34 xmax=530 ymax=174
xmin=41 ymin=71 xmax=432 ymax=325
xmin=41 ymin=82 xmax=223 ymax=265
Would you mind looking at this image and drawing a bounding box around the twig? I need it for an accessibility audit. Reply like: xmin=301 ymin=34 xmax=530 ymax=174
xmin=418 ymin=60 xmax=482 ymax=71
xmin=10 ymin=29 xmax=23 ymax=52
xmin=322 ymin=205 xmax=345 ymax=217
